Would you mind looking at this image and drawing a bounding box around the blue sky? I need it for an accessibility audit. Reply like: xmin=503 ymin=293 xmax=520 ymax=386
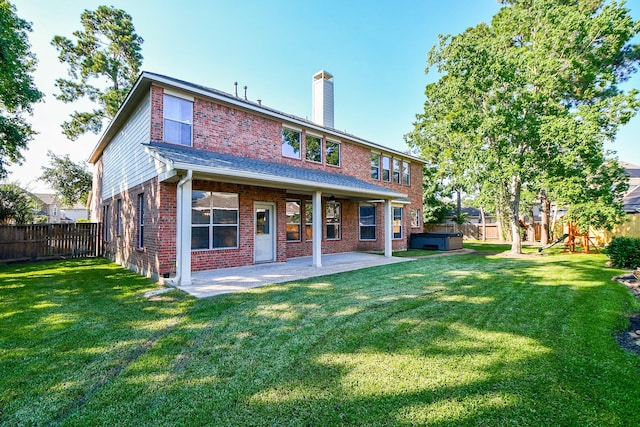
xmin=8 ymin=0 xmax=640 ymax=192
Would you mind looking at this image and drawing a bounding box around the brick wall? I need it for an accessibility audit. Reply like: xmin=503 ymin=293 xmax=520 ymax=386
xmin=96 ymin=84 xmax=424 ymax=278
xmin=150 ymin=85 xmax=421 ymax=196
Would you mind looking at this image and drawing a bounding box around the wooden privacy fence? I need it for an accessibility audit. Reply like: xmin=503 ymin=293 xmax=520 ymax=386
xmin=423 ymin=223 xmax=501 ymax=240
xmin=0 ymin=223 xmax=104 ymax=261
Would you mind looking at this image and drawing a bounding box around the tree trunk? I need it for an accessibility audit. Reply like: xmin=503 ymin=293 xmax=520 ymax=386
xmin=509 ymin=175 xmax=522 ymax=254
xmin=480 ymin=206 xmax=486 ymax=242
xmin=540 ymin=189 xmax=550 ymax=245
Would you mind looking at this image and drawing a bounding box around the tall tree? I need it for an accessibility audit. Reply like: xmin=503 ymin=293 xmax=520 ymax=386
xmin=407 ymin=0 xmax=639 ymax=254
xmin=0 ymin=0 xmax=43 ymax=179
xmin=0 ymin=183 xmax=36 ymax=224
xmin=51 ymin=5 xmax=143 ymax=140
xmin=39 ymin=151 xmax=92 ymax=206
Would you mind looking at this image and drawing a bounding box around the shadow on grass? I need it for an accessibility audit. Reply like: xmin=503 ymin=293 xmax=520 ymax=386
xmin=0 ymin=258 xmax=194 ymax=425
xmin=2 ymin=254 xmax=640 ymax=425
xmin=36 ymin=253 xmax=639 ymax=426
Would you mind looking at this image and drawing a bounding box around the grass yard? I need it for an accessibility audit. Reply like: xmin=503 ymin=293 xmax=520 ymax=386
xmin=2 ymin=251 xmax=640 ymax=426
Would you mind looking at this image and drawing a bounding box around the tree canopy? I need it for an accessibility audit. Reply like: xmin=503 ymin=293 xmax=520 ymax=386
xmin=407 ymin=0 xmax=640 ymax=253
xmin=0 ymin=183 xmax=36 ymax=224
xmin=51 ymin=5 xmax=143 ymax=140
xmin=0 ymin=0 xmax=43 ymax=179
xmin=39 ymin=151 xmax=92 ymax=207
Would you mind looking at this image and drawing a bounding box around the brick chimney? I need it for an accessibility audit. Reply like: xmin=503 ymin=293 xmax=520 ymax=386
xmin=312 ymin=70 xmax=334 ymax=128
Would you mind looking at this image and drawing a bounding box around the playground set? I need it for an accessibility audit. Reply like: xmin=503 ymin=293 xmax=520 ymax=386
xmin=538 ymin=222 xmax=600 ymax=254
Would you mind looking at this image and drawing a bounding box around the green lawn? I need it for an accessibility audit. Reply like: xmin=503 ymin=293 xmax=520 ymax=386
xmin=1 ymin=252 xmax=640 ymax=426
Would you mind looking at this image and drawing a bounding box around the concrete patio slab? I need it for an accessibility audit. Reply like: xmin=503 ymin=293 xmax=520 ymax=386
xmin=175 ymin=252 xmax=414 ymax=298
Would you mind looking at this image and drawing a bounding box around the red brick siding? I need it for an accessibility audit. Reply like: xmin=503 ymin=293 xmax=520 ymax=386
xmin=96 ymin=85 xmax=424 ymax=277
xmin=99 ymin=177 xmax=175 ymax=278
xmin=149 ymin=85 xmax=421 ymax=196
xmin=150 ymin=85 xmax=164 ymax=142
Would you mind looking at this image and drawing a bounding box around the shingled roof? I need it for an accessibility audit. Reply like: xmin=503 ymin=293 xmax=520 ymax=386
xmin=145 ymin=141 xmax=407 ymax=199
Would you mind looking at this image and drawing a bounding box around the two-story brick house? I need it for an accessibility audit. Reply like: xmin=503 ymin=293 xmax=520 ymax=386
xmin=89 ymin=71 xmax=424 ymax=285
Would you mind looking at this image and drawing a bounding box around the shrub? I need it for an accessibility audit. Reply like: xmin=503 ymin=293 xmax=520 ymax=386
xmin=606 ymin=237 xmax=640 ymax=269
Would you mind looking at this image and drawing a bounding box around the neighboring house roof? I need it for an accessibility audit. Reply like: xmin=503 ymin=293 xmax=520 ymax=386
xmin=621 ymin=162 xmax=640 ymax=212
xmin=622 ymin=161 xmax=640 ymax=188
xmin=624 ymin=186 xmax=640 ymax=213
xmin=32 ymin=193 xmax=85 ymax=210
xmin=89 ymin=72 xmax=426 ymax=165
xmin=145 ymin=141 xmax=407 ymax=200
xmin=33 ymin=193 xmax=57 ymax=206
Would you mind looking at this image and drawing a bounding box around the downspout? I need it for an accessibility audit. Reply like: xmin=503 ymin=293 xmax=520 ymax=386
xmin=172 ymin=170 xmax=192 ymax=285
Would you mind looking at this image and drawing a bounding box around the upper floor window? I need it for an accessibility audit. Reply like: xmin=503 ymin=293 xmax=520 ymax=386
xmin=403 ymin=161 xmax=410 ymax=185
xmin=164 ymin=94 xmax=193 ymax=146
xmin=286 ymin=200 xmax=301 ymax=241
xmin=282 ymin=128 xmax=301 ymax=159
xmin=306 ymin=134 xmax=322 ymax=163
xmin=326 ymin=200 xmax=341 ymax=240
xmin=393 ymin=158 xmax=401 ymax=184
xmin=326 ymin=140 xmax=340 ymax=166
xmin=371 ymin=153 xmax=380 ymax=180
xmin=359 ymin=204 xmax=376 ymax=240
xmin=192 ymin=191 xmax=239 ymax=250
xmin=382 ymin=156 xmax=391 ymax=182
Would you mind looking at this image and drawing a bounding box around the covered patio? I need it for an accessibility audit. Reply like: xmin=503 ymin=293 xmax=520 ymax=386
xmin=174 ymin=252 xmax=414 ymax=298
xmin=147 ymin=141 xmax=410 ymax=286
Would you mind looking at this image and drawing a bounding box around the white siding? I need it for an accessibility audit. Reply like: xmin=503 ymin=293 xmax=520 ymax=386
xmin=101 ymin=93 xmax=162 ymax=200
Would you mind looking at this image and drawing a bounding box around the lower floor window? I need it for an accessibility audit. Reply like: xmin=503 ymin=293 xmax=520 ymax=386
xmin=326 ymin=200 xmax=341 ymax=240
xmin=411 ymin=208 xmax=421 ymax=228
xmin=286 ymin=200 xmax=301 ymax=241
xmin=191 ymin=191 xmax=239 ymax=249
xmin=359 ymin=204 xmax=376 ymax=240
xmin=305 ymin=200 xmax=313 ymax=241
xmin=393 ymin=206 xmax=403 ymax=239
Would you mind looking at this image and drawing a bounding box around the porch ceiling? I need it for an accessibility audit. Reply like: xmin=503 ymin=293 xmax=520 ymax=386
xmin=145 ymin=141 xmax=408 ymax=200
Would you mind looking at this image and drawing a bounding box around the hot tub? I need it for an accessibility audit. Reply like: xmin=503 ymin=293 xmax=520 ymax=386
xmin=410 ymin=232 xmax=463 ymax=251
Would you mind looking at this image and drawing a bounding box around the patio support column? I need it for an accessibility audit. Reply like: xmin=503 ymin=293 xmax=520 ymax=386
xmin=176 ymin=171 xmax=193 ymax=285
xmin=384 ymin=198 xmax=393 ymax=258
xmin=312 ymin=190 xmax=322 ymax=267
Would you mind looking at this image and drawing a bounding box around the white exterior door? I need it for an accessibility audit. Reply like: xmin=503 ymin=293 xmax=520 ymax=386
xmin=254 ymin=202 xmax=275 ymax=263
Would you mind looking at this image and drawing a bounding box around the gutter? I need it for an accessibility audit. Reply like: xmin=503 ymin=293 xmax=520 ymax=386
xmin=169 ymin=161 xmax=407 ymax=200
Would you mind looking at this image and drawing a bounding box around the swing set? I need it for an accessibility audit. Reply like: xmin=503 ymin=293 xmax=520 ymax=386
xmin=562 ymin=221 xmax=600 ymax=254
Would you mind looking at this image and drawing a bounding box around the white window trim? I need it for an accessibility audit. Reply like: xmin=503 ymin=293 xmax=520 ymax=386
xmin=305 ymin=200 xmax=313 ymax=242
xmin=411 ymin=208 xmax=421 ymax=228
xmin=326 ymin=140 xmax=341 ymax=167
xmin=305 ymin=133 xmax=323 ymax=164
xmin=116 ymin=199 xmax=123 ymax=236
xmin=392 ymin=158 xmax=402 ymax=184
xmin=286 ymin=199 xmax=302 ymax=242
xmin=191 ymin=191 xmax=240 ymax=251
xmin=137 ymin=194 xmax=144 ymax=249
xmin=382 ymin=155 xmax=391 ymax=182
xmin=359 ymin=203 xmax=377 ymax=241
xmin=371 ymin=152 xmax=380 ymax=180
xmin=163 ymin=88 xmax=194 ymax=102
xmin=282 ymin=127 xmax=302 ymax=160
xmin=392 ymin=205 xmax=403 ymax=240
xmin=103 ymin=205 xmax=111 ymax=242
xmin=163 ymin=94 xmax=193 ymax=147
xmin=326 ymin=200 xmax=341 ymax=240
xmin=403 ymin=161 xmax=411 ymax=186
